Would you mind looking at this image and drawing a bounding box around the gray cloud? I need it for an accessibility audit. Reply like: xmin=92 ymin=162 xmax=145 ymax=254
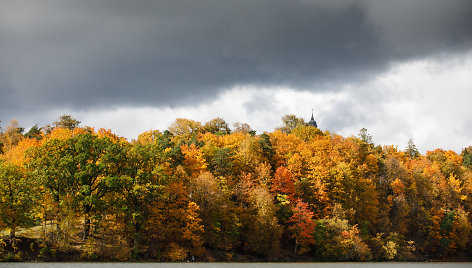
xmin=1 ymin=0 xmax=472 ymax=123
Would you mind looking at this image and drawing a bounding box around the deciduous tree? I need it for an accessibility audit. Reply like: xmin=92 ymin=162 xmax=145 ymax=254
xmin=288 ymin=200 xmax=316 ymax=255
xmin=0 ymin=162 xmax=36 ymax=249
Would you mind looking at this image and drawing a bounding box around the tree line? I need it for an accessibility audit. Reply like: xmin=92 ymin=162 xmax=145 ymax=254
xmin=0 ymin=115 xmax=471 ymax=261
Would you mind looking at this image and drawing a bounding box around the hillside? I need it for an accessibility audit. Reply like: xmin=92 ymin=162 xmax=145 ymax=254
xmin=1 ymin=116 xmax=471 ymax=262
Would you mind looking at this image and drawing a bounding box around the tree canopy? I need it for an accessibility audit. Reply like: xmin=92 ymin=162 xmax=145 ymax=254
xmin=0 ymin=114 xmax=471 ymax=262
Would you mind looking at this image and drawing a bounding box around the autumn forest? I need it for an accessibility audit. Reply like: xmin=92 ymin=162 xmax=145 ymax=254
xmin=1 ymin=115 xmax=472 ymax=262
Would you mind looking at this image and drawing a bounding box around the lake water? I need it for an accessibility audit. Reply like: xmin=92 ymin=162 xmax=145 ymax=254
xmin=1 ymin=263 xmax=471 ymax=268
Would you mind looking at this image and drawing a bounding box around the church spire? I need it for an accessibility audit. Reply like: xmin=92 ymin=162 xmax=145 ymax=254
xmin=308 ymin=109 xmax=318 ymax=128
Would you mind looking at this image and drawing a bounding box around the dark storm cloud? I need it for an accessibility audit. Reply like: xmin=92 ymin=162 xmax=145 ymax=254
xmin=1 ymin=0 xmax=472 ymax=119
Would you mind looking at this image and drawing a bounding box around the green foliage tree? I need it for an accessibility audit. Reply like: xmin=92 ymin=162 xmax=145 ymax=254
xmin=188 ymin=172 xmax=240 ymax=251
xmin=29 ymin=131 xmax=124 ymax=241
xmin=277 ymin=114 xmax=305 ymax=134
xmin=110 ymin=138 xmax=168 ymax=255
xmin=259 ymin=133 xmax=275 ymax=164
xmin=24 ymin=124 xmax=43 ymax=140
xmin=461 ymin=146 xmax=472 ymax=170
xmin=53 ymin=115 xmax=81 ymax=130
xmin=70 ymin=132 xmax=122 ymax=240
xmin=28 ymin=137 xmax=77 ymax=237
xmin=202 ymin=117 xmax=230 ymax=135
xmin=209 ymin=147 xmax=234 ymax=177
xmin=313 ymin=204 xmax=371 ymax=261
xmin=358 ymin=128 xmax=373 ymax=144
xmin=0 ymin=162 xmax=36 ymax=249
xmin=405 ymin=139 xmax=420 ymax=159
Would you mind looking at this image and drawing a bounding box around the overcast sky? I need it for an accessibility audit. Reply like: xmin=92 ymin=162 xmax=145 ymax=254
xmin=1 ymin=0 xmax=471 ymax=153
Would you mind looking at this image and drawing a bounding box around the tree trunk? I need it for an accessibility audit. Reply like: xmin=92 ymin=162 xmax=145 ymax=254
xmin=56 ymin=219 xmax=62 ymax=243
xmin=42 ymin=217 xmax=46 ymax=241
xmin=132 ymin=222 xmax=142 ymax=258
xmin=10 ymin=226 xmax=16 ymax=251
xmin=54 ymin=195 xmax=62 ymax=243
xmin=294 ymin=237 xmax=298 ymax=255
xmin=83 ymin=205 xmax=92 ymax=241
xmin=83 ymin=216 xmax=91 ymax=241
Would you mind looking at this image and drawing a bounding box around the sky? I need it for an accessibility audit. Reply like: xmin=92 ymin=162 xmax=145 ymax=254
xmin=1 ymin=0 xmax=472 ymax=153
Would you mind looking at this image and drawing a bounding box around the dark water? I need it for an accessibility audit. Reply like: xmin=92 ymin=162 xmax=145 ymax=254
xmin=1 ymin=263 xmax=471 ymax=268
